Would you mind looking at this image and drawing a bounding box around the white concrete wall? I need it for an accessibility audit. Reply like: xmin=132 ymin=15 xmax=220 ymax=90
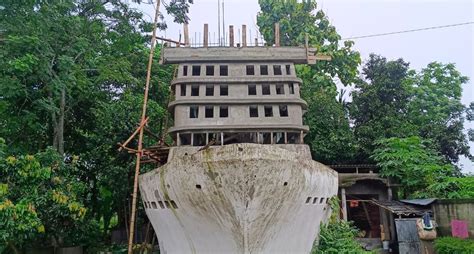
xmin=139 ymin=144 xmax=338 ymax=254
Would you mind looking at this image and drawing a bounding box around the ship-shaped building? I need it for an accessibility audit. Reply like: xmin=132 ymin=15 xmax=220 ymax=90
xmin=139 ymin=24 xmax=338 ymax=254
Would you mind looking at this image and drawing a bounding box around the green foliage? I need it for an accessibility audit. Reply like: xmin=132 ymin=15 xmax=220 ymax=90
xmin=313 ymin=197 xmax=370 ymax=254
xmin=352 ymin=55 xmax=471 ymax=164
xmin=0 ymin=142 xmax=92 ymax=251
xmin=372 ymin=136 xmax=457 ymax=198
xmin=425 ymin=176 xmax=474 ymax=199
xmin=434 ymin=237 xmax=474 ymax=254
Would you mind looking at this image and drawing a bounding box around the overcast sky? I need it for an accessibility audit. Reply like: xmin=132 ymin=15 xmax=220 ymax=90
xmin=135 ymin=0 xmax=474 ymax=173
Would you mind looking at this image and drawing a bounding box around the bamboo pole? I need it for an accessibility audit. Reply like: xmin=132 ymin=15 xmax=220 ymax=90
xmin=127 ymin=0 xmax=161 ymax=253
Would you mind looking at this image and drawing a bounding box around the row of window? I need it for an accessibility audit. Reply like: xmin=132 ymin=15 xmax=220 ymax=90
xmin=178 ymin=131 xmax=303 ymax=146
xmin=188 ymin=105 xmax=289 ymax=119
xmin=180 ymin=84 xmax=295 ymax=97
xmin=182 ymin=64 xmax=292 ymax=77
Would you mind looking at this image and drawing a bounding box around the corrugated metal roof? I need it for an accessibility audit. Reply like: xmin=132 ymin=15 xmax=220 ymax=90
xmin=370 ymin=200 xmax=430 ymax=216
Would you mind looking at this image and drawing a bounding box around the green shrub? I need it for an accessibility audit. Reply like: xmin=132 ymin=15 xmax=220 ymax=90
xmin=312 ymin=197 xmax=371 ymax=254
xmin=434 ymin=237 xmax=474 ymax=254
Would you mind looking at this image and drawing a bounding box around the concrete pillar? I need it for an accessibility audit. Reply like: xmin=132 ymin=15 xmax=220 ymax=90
xmin=242 ymin=25 xmax=247 ymax=47
xmin=183 ymin=23 xmax=190 ymax=46
xmin=275 ymin=23 xmax=280 ymax=47
xmin=229 ymin=25 xmax=234 ymax=47
xmin=341 ymin=188 xmax=348 ymax=221
xmin=203 ymin=23 xmax=209 ymax=47
xmin=388 ymin=186 xmax=396 ymax=242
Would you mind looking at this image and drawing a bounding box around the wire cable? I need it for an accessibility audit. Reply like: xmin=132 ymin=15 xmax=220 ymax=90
xmin=342 ymin=21 xmax=474 ymax=40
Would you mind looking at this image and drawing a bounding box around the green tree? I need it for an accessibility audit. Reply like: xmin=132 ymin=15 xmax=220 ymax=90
xmin=0 ymin=0 xmax=185 ymax=243
xmin=372 ymin=136 xmax=455 ymax=198
xmin=351 ymin=54 xmax=415 ymax=161
xmin=257 ymin=0 xmax=360 ymax=163
xmin=0 ymin=138 xmax=91 ymax=252
xmin=351 ymin=55 xmax=471 ymax=164
xmin=406 ymin=62 xmax=470 ymax=164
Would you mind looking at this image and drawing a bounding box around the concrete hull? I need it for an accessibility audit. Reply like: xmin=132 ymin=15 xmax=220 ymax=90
xmin=139 ymin=144 xmax=338 ymax=254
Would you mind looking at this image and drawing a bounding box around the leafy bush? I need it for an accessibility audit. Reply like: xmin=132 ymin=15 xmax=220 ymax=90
xmin=312 ymin=197 xmax=371 ymax=254
xmin=0 ymin=138 xmax=97 ymax=252
xmin=434 ymin=237 xmax=474 ymax=254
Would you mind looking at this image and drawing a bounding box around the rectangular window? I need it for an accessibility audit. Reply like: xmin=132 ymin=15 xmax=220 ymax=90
xmin=261 ymin=132 xmax=272 ymax=144
xmin=246 ymin=65 xmax=255 ymax=75
xmin=273 ymin=65 xmax=282 ymax=75
xmin=285 ymin=65 xmax=291 ymax=75
xmin=179 ymin=133 xmax=191 ymax=145
xmin=220 ymin=65 xmax=228 ymax=76
xmin=220 ymin=85 xmax=228 ymax=96
xmin=248 ymin=84 xmax=257 ymax=95
xmin=276 ymin=84 xmax=284 ymax=94
xmin=193 ymin=133 xmax=206 ymax=146
xmin=180 ymin=84 xmax=186 ymax=96
xmin=262 ymin=84 xmax=270 ymax=95
xmin=273 ymin=132 xmax=285 ymax=144
xmin=260 ymin=65 xmax=268 ymax=75
xmin=189 ymin=106 xmax=199 ymax=118
xmin=183 ymin=66 xmax=188 ymax=76
xmin=279 ymin=105 xmax=289 ymax=117
xmin=192 ymin=65 xmax=201 ymax=76
xmin=208 ymin=133 xmax=222 ymax=145
xmin=191 ymin=85 xmax=199 ymax=96
xmin=289 ymin=84 xmax=295 ymax=94
xmin=206 ymin=65 xmax=214 ymax=76
xmin=287 ymin=132 xmax=300 ymax=144
xmin=206 ymin=85 xmax=214 ymax=96
xmin=264 ymin=105 xmax=273 ymax=117
xmin=205 ymin=106 xmax=214 ymax=118
xmin=220 ymin=106 xmax=229 ymax=118
xmin=249 ymin=106 xmax=258 ymax=117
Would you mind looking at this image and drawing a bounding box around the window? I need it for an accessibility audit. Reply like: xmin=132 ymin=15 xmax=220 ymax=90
xmin=191 ymin=85 xmax=199 ymax=96
xmin=220 ymin=85 xmax=228 ymax=96
xmin=276 ymin=84 xmax=284 ymax=94
xmin=264 ymin=106 xmax=273 ymax=117
xmin=189 ymin=106 xmax=199 ymax=118
xmin=262 ymin=84 xmax=270 ymax=95
xmin=192 ymin=65 xmax=201 ymax=76
xmin=287 ymin=132 xmax=300 ymax=144
xmin=206 ymin=85 xmax=214 ymax=96
xmin=286 ymin=65 xmax=291 ymax=75
xmin=261 ymin=132 xmax=271 ymax=144
xmin=208 ymin=133 xmax=222 ymax=145
xmin=249 ymin=106 xmax=258 ymax=117
xmin=193 ymin=133 xmax=206 ymax=146
xmin=180 ymin=84 xmax=186 ymax=96
xmin=206 ymin=65 xmax=214 ymax=76
xmin=179 ymin=133 xmax=191 ymax=145
xmin=279 ymin=105 xmax=288 ymax=117
xmin=273 ymin=132 xmax=285 ymax=144
xmin=260 ymin=65 xmax=268 ymax=75
xmin=205 ymin=106 xmax=214 ymax=118
xmin=246 ymin=65 xmax=255 ymax=75
xmin=248 ymin=84 xmax=257 ymax=95
xmin=220 ymin=65 xmax=228 ymax=76
xmin=219 ymin=106 xmax=228 ymax=118
xmin=273 ymin=65 xmax=282 ymax=75
xmin=289 ymin=84 xmax=295 ymax=94
xmin=183 ymin=66 xmax=188 ymax=76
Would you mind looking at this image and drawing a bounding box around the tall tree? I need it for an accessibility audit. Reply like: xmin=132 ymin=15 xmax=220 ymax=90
xmin=351 ymin=55 xmax=471 ymax=164
xmin=406 ymin=62 xmax=470 ymax=164
xmin=257 ymin=0 xmax=360 ymax=163
xmin=350 ymin=54 xmax=416 ymax=161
